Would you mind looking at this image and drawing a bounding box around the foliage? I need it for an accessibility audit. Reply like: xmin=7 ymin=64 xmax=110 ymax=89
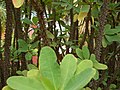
xmin=0 ymin=0 xmax=120 ymax=89
xmin=3 ymin=46 xmax=96 ymax=90
xmin=76 ymin=46 xmax=108 ymax=80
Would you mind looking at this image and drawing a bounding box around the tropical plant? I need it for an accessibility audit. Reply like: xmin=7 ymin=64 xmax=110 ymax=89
xmin=2 ymin=46 xmax=97 ymax=90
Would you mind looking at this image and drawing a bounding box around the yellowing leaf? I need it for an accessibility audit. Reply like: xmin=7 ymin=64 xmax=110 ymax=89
xmin=73 ymin=14 xmax=78 ymax=22
xmin=78 ymin=12 xmax=88 ymax=21
xmin=12 ymin=0 xmax=24 ymax=8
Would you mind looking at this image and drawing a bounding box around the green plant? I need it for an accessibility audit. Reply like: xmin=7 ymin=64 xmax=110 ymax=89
xmin=10 ymin=39 xmax=38 ymax=61
xmin=102 ymin=24 xmax=120 ymax=47
xmin=76 ymin=46 xmax=108 ymax=80
xmin=3 ymin=46 xmax=97 ymax=90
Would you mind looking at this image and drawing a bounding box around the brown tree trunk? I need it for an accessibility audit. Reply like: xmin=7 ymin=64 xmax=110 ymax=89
xmin=0 ymin=18 xmax=3 ymax=90
xmin=0 ymin=19 xmax=2 ymax=60
xmin=14 ymin=8 xmax=27 ymax=70
xmin=94 ymin=0 xmax=109 ymax=61
xmin=2 ymin=0 xmax=13 ymax=86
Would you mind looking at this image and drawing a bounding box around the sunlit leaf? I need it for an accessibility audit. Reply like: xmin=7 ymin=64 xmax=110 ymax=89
xmin=7 ymin=76 xmax=45 ymax=90
xmin=64 ymin=68 xmax=96 ymax=90
xmin=76 ymin=60 xmax=93 ymax=75
xmin=12 ymin=0 xmax=24 ymax=8
xmin=39 ymin=46 xmax=60 ymax=89
xmin=60 ymin=54 xmax=77 ymax=90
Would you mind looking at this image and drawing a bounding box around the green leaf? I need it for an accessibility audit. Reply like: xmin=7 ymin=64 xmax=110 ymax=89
xmin=46 ymin=30 xmax=55 ymax=39
xmin=22 ymin=70 xmax=28 ymax=76
xmin=93 ymin=70 xmax=99 ymax=80
xmin=16 ymin=70 xmax=22 ymax=75
xmin=18 ymin=39 xmax=28 ymax=52
xmin=91 ymin=4 xmax=99 ymax=18
xmin=82 ymin=46 xmax=90 ymax=59
xmin=2 ymin=86 xmax=13 ymax=90
xmin=30 ymin=41 xmax=39 ymax=49
xmin=60 ymin=54 xmax=77 ymax=90
xmin=85 ymin=87 xmax=91 ymax=90
xmin=32 ymin=17 xmax=38 ymax=25
xmin=18 ymin=39 xmax=28 ymax=48
xmin=76 ymin=60 xmax=93 ymax=75
xmin=25 ymin=52 xmax=32 ymax=61
xmin=109 ymin=84 xmax=117 ymax=89
xmin=80 ymin=5 xmax=90 ymax=12
xmin=102 ymin=37 xmax=108 ymax=48
xmin=39 ymin=46 xmax=60 ymax=89
xmin=39 ymin=77 xmax=55 ymax=90
xmin=105 ymin=35 xmax=120 ymax=42
xmin=12 ymin=0 xmax=24 ymax=8
xmin=27 ymin=69 xmax=39 ymax=78
xmin=22 ymin=18 xmax=32 ymax=24
xmin=104 ymin=24 xmax=111 ymax=31
xmin=7 ymin=76 xmax=45 ymax=90
xmin=94 ymin=62 xmax=108 ymax=70
xmin=105 ymin=29 xmax=120 ymax=35
xmin=76 ymin=48 xmax=83 ymax=59
xmin=90 ymin=54 xmax=96 ymax=61
xmin=27 ymin=64 xmax=38 ymax=70
xmin=97 ymin=87 xmax=102 ymax=90
xmin=64 ymin=68 xmax=96 ymax=90
xmin=27 ymin=69 xmax=55 ymax=90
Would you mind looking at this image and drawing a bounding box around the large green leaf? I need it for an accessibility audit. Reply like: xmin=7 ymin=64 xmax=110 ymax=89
xmin=64 ymin=68 xmax=96 ymax=90
xmin=12 ymin=0 xmax=24 ymax=8
xmin=60 ymin=54 xmax=77 ymax=90
xmin=76 ymin=60 xmax=93 ymax=75
xmin=39 ymin=46 xmax=60 ymax=89
xmin=7 ymin=76 xmax=45 ymax=90
xmin=27 ymin=69 xmax=55 ymax=90
xmin=39 ymin=77 xmax=55 ymax=90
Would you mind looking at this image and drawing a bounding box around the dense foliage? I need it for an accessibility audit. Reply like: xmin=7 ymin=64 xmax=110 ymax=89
xmin=0 ymin=0 xmax=120 ymax=90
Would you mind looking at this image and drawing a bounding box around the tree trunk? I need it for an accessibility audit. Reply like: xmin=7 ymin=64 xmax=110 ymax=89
xmin=2 ymin=0 xmax=13 ymax=86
